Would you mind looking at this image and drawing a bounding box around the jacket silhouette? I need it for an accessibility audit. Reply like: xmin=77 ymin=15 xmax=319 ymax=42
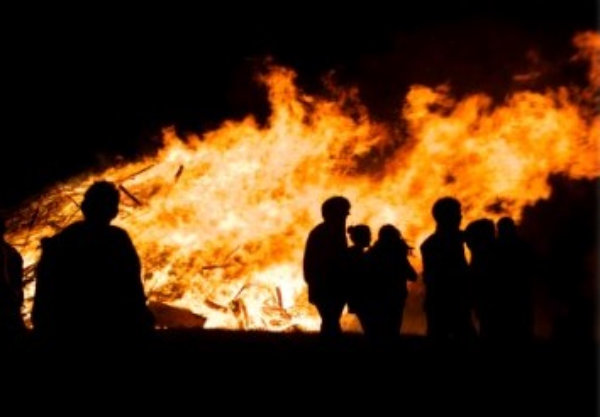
xmin=32 ymin=181 xmax=154 ymax=342
xmin=464 ymin=218 xmax=501 ymax=339
xmin=303 ymin=196 xmax=350 ymax=336
xmin=363 ymin=225 xmax=417 ymax=339
xmin=421 ymin=197 xmax=475 ymax=340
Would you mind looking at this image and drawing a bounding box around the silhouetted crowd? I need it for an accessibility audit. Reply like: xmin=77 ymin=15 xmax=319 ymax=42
xmin=1 ymin=181 xmax=154 ymax=347
xmin=0 ymin=182 xmax=585 ymax=347
xmin=304 ymin=195 xmax=535 ymax=343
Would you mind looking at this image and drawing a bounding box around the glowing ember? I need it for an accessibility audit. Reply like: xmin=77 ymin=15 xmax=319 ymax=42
xmin=6 ymin=31 xmax=599 ymax=333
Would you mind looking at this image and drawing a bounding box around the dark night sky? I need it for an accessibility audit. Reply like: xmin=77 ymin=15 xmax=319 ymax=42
xmin=0 ymin=0 xmax=596 ymax=209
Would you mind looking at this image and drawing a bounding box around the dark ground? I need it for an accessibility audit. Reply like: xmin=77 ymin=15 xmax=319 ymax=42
xmin=3 ymin=329 xmax=596 ymax=414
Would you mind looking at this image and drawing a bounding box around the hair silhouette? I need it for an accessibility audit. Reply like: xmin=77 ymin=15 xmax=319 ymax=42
xmin=81 ymin=181 xmax=120 ymax=224
xmin=432 ymin=197 xmax=462 ymax=230
xmin=348 ymin=225 xmax=371 ymax=249
xmin=321 ymin=196 xmax=351 ymax=222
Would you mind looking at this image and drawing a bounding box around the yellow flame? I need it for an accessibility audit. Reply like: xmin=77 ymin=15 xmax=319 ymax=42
xmin=7 ymin=31 xmax=600 ymax=333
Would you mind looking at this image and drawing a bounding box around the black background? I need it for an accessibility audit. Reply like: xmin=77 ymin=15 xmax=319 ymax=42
xmin=0 ymin=0 xmax=597 ymax=208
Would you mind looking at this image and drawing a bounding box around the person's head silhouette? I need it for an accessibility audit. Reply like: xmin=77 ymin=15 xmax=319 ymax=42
xmin=81 ymin=181 xmax=120 ymax=225
xmin=377 ymin=224 xmax=402 ymax=244
xmin=497 ymin=216 xmax=517 ymax=240
xmin=464 ymin=218 xmax=495 ymax=252
xmin=348 ymin=224 xmax=371 ymax=248
xmin=321 ymin=196 xmax=351 ymax=226
xmin=0 ymin=217 xmax=6 ymax=238
xmin=432 ymin=197 xmax=462 ymax=231
xmin=376 ymin=224 xmax=412 ymax=255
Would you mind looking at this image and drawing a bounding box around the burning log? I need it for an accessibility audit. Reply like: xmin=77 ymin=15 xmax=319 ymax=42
xmin=148 ymin=301 xmax=207 ymax=328
xmin=27 ymin=207 xmax=40 ymax=229
xmin=201 ymin=264 xmax=232 ymax=270
xmin=230 ymin=298 xmax=248 ymax=329
xmin=231 ymin=283 xmax=249 ymax=300
xmin=65 ymin=194 xmax=81 ymax=209
xmin=204 ymin=299 xmax=229 ymax=313
xmin=118 ymin=185 xmax=143 ymax=206
xmin=118 ymin=164 xmax=156 ymax=183
xmin=48 ymin=221 xmax=64 ymax=231
xmin=174 ymin=165 xmax=184 ymax=181
xmin=22 ymin=264 xmax=37 ymax=286
xmin=23 ymin=207 xmax=41 ymax=246
xmin=262 ymin=305 xmax=293 ymax=321
xmin=276 ymin=286 xmax=283 ymax=309
xmin=222 ymin=245 xmax=241 ymax=263
xmin=5 ymin=36 xmax=599 ymax=334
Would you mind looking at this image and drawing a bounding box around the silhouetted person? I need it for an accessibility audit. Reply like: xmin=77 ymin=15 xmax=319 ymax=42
xmin=421 ymin=197 xmax=475 ymax=340
xmin=346 ymin=224 xmax=374 ymax=336
xmin=496 ymin=216 xmax=534 ymax=341
xmin=32 ymin=181 xmax=154 ymax=345
xmin=464 ymin=218 xmax=501 ymax=340
xmin=0 ymin=218 xmax=25 ymax=340
xmin=364 ymin=225 xmax=417 ymax=341
xmin=346 ymin=225 xmax=371 ymax=317
xmin=303 ymin=196 xmax=350 ymax=337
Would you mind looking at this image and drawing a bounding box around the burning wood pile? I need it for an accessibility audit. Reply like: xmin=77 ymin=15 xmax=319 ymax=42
xmin=4 ymin=31 xmax=599 ymax=333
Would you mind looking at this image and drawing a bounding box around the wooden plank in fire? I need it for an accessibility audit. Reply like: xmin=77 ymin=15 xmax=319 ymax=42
xmin=276 ymin=286 xmax=283 ymax=309
xmin=62 ymin=207 xmax=81 ymax=225
xmin=174 ymin=164 xmax=184 ymax=181
xmin=230 ymin=298 xmax=248 ymax=329
xmin=222 ymin=245 xmax=241 ymax=263
xmin=148 ymin=301 xmax=207 ymax=329
xmin=48 ymin=221 xmax=64 ymax=231
xmin=22 ymin=264 xmax=38 ymax=286
xmin=204 ymin=299 xmax=229 ymax=313
xmin=262 ymin=305 xmax=293 ymax=321
xmin=118 ymin=164 xmax=156 ymax=183
xmin=231 ymin=282 xmax=278 ymax=305
xmin=27 ymin=207 xmax=40 ymax=229
xmin=65 ymin=194 xmax=81 ymax=209
xmin=231 ymin=283 xmax=249 ymax=300
xmin=118 ymin=185 xmax=143 ymax=206
xmin=201 ymin=264 xmax=232 ymax=271
xmin=23 ymin=206 xmax=41 ymax=246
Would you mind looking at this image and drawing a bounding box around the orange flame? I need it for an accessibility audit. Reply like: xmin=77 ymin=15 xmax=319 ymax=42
xmin=7 ymin=31 xmax=599 ymax=333
xmin=573 ymin=31 xmax=600 ymax=88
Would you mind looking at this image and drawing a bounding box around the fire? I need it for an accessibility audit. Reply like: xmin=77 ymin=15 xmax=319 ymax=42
xmin=6 ymin=31 xmax=599 ymax=333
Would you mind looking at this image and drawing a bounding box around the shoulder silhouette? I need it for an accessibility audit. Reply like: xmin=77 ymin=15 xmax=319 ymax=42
xmin=32 ymin=181 xmax=154 ymax=343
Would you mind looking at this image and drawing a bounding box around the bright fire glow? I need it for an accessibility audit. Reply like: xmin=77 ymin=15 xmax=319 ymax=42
xmin=6 ymin=31 xmax=599 ymax=333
